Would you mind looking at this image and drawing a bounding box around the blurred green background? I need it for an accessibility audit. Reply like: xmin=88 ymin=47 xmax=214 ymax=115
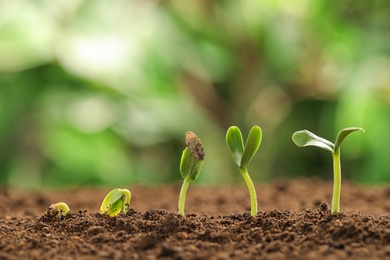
xmin=0 ymin=0 xmax=389 ymax=188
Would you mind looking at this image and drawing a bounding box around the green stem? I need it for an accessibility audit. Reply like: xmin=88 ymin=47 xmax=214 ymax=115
xmin=331 ymin=150 xmax=341 ymax=214
xmin=122 ymin=189 xmax=132 ymax=214
xmin=240 ymin=167 xmax=257 ymax=216
xmin=178 ymin=178 xmax=191 ymax=215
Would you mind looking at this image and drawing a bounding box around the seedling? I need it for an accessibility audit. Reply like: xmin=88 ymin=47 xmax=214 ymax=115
xmin=48 ymin=202 xmax=70 ymax=218
xmin=226 ymin=126 xmax=262 ymax=216
xmin=292 ymin=127 xmax=365 ymax=214
xmin=178 ymin=131 xmax=205 ymax=215
xmin=100 ymin=188 xmax=131 ymax=217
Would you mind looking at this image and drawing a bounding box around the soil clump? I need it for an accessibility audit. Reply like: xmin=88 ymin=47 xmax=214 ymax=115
xmin=1 ymin=178 xmax=389 ymax=259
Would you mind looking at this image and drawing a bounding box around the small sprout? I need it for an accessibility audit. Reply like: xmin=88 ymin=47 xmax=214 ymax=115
xmin=226 ymin=126 xmax=262 ymax=216
xmin=292 ymin=127 xmax=365 ymax=214
xmin=100 ymin=188 xmax=131 ymax=217
xmin=49 ymin=202 xmax=70 ymax=218
xmin=178 ymin=131 xmax=205 ymax=215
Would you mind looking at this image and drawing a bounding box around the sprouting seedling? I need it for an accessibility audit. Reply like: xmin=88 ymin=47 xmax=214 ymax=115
xmin=178 ymin=131 xmax=205 ymax=216
xmin=226 ymin=126 xmax=262 ymax=216
xmin=100 ymin=188 xmax=131 ymax=217
xmin=49 ymin=202 xmax=70 ymax=218
xmin=292 ymin=127 xmax=365 ymax=215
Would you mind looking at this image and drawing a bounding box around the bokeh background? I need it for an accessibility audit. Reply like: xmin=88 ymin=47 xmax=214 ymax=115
xmin=0 ymin=0 xmax=389 ymax=189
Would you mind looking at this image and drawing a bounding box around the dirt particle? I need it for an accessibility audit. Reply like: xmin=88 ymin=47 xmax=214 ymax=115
xmin=158 ymin=244 xmax=182 ymax=258
xmin=49 ymin=239 xmax=59 ymax=246
xmin=115 ymin=218 xmax=125 ymax=227
xmin=42 ymin=227 xmax=50 ymax=234
xmin=87 ymin=226 xmax=104 ymax=236
xmin=266 ymin=241 xmax=283 ymax=253
xmin=319 ymin=202 xmax=329 ymax=213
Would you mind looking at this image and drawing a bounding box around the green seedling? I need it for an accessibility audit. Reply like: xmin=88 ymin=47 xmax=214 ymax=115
xmin=178 ymin=131 xmax=205 ymax=215
xmin=100 ymin=188 xmax=131 ymax=217
xmin=226 ymin=126 xmax=262 ymax=216
xmin=292 ymin=127 xmax=365 ymax=214
xmin=49 ymin=202 xmax=70 ymax=218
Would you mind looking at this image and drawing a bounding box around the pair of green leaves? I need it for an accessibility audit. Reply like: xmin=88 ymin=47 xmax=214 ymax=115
xmin=226 ymin=125 xmax=262 ymax=216
xmin=292 ymin=127 xmax=365 ymax=154
xmin=292 ymin=127 xmax=365 ymax=214
xmin=100 ymin=188 xmax=131 ymax=217
xmin=226 ymin=126 xmax=262 ymax=169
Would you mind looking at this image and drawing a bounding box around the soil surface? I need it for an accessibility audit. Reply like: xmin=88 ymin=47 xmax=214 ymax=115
xmin=1 ymin=177 xmax=390 ymax=259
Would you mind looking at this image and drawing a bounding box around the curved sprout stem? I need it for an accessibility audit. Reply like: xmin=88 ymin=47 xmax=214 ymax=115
xmin=240 ymin=167 xmax=257 ymax=216
xmin=122 ymin=189 xmax=132 ymax=214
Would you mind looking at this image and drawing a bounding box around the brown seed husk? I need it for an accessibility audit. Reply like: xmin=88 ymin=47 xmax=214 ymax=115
xmin=185 ymin=131 xmax=205 ymax=160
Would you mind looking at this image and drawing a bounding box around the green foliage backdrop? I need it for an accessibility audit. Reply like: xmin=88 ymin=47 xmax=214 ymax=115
xmin=0 ymin=0 xmax=389 ymax=188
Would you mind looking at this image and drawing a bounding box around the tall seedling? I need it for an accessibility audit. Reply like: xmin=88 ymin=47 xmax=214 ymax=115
xmin=292 ymin=127 xmax=364 ymax=214
xmin=226 ymin=126 xmax=262 ymax=216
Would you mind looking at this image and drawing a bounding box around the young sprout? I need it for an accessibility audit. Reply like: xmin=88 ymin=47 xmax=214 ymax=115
xmin=100 ymin=188 xmax=131 ymax=217
xmin=292 ymin=127 xmax=365 ymax=214
xmin=178 ymin=131 xmax=205 ymax=215
xmin=49 ymin=202 xmax=70 ymax=218
xmin=226 ymin=126 xmax=262 ymax=216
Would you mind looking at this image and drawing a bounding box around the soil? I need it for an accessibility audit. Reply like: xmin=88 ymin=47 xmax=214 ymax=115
xmin=1 ymin=177 xmax=390 ymax=259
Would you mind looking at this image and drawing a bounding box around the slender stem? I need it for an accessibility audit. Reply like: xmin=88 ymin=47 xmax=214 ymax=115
xmin=331 ymin=150 xmax=341 ymax=214
xmin=178 ymin=178 xmax=191 ymax=215
xmin=240 ymin=167 xmax=257 ymax=216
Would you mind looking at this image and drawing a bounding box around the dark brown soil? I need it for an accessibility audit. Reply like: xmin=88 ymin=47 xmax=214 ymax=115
xmin=1 ymin=177 xmax=390 ymax=259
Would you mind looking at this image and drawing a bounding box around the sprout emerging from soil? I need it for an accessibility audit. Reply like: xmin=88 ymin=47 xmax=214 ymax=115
xmin=292 ymin=127 xmax=365 ymax=214
xmin=178 ymin=131 xmax=205 ymax=215
xmin=48 ymin=202 xmax=70 ymax=218
xmin=100 ymin=188 xmax=131 ymax=217
xmin=226 ymin=126 xmax=262 ymax=216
